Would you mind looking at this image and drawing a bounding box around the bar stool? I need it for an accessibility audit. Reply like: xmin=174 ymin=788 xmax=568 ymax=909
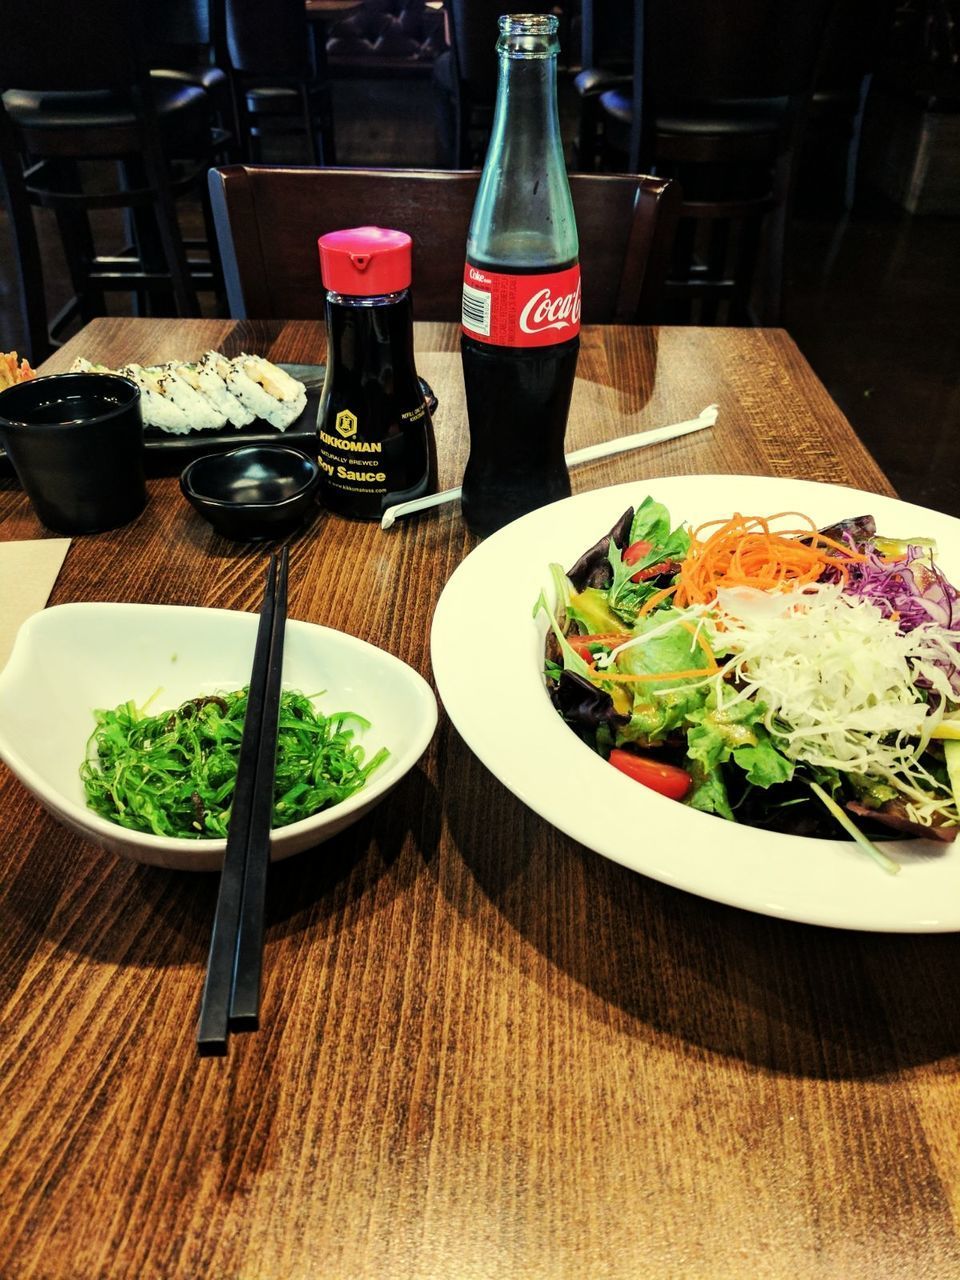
xmin=432 ymin=0 xmax=559 ymax=168
xmin=577 ymin=0 xmax=840 ymax=324
xmin=0 ymin=0 xmax=229 ymax=354
xmin=146 ymin=0 xmax=241 ymax=158
xmin=225 ymin=0 xmax=335 ymax=165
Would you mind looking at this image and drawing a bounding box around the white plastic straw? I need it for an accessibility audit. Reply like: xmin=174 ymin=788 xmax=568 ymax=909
xmin=379 ymin=403 xmax=719 ymax=531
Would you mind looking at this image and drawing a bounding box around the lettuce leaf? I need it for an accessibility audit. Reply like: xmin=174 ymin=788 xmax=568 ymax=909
xmin=533 ymin=586 xmax=591 ymax=678
xmin=602 ymin=497 xmax=692 ymax=623
xmin=686 ymin=695 xmax=794 ymax=788
xmin=731 ymin=731 xmax=795 ymax=788
xmin=613 ymin=609 xmax=707 ymax=682
xmin=552 ymin=670 xmax=629 ymax=743
xmin=604 ymin=610 xmax=713 ymax=743
xmin=685 ymin=759 xmax=735 ymax=819
xmin=628 ymin=495 xmax=692 ymax=561
xmin=567 ymin=585 xmax=626 ymax=635
xmin=617 ymin=686 xmax=707 ymax=745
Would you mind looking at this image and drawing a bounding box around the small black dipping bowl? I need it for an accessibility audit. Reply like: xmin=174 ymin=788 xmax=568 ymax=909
xmin=180 ymin=445 xmax=321 ymax=541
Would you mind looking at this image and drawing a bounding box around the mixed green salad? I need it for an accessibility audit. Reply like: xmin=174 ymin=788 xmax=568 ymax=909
xmin=537 ymin=496 xmax=960 ymax=871
xmin=82 ymin=688 xmax=387 ymax=839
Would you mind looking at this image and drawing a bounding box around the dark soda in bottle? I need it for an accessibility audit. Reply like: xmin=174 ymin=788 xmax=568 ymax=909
xmin=460 ymin=13 xmax=580 ymax=538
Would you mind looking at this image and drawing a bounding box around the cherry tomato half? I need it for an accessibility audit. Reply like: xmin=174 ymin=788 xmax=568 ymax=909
xmin=623 ymin=539 xmax=652 ymax=565
xmin=608 ymin=748 xmax=693 ymax=801
xmin=622 ymin=539 xmax=671 ymax=583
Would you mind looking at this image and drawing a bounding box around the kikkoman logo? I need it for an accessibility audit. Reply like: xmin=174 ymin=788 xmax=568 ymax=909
xmin=335 ymin=409 xmax=357 ymax=439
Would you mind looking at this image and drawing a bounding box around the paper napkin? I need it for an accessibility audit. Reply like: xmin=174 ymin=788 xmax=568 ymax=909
xmin=0 ymin=539 xmax=71 ymax=670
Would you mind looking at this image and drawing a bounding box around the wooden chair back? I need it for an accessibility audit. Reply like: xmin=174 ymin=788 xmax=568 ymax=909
xmin=208 ymin=164 xmax=679 ymax=323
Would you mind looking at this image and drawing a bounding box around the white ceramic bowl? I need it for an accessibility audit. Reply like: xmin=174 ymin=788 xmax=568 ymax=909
xmin=0 ymin=602 xmax=437 ymax=871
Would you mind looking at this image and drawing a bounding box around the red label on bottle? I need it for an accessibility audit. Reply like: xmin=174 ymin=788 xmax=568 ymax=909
xmin=461 ymin=263 xmax=581 ymax=348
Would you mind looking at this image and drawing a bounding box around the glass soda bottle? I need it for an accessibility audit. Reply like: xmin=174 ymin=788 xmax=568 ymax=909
xmin=316 ymin=226 xmax=437 ymax=520
xmin=460 ymin=12 xmax=580 ymax=538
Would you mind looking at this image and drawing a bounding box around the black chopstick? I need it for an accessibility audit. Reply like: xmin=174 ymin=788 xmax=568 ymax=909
xmin=196 ymin=548 xmax=288 ymax=1055
xmin=229 ymin=545 xmax=289 ymax=1029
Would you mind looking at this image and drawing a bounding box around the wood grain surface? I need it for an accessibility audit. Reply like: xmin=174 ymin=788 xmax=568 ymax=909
xmin=4 ymin=320 xmax=959 ymax=1280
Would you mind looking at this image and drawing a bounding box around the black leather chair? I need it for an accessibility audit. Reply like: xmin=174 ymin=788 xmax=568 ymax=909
xmin=225 ymin=0 xmax=335 ymax=165
xmin=800 ymin=0 xmax=897 ymax=213
xmin=147 ymin=0 xmax=240 ymax=157
xmin=0 ymin=0 xmax=228 ymax=356
xmin=573 ymin=0 xmax=632 ymax=170
xmin=577 ymin=0 xmax=840 ymax=324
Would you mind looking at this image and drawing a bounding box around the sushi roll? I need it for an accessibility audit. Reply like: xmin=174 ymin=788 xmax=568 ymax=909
xmin=195 ymin=352 xmax=256 ymax=428
xmin=71 ymin=356 xmax=118 ymax=379
xmin=121 ymin=364 xmax=193 ymax=435
xmin=68 ymin=349 xmax=307 ymax=435
xmin=226 ymin=354 xmax=307 ymax=430
xmin=152 ymin=363 xmax=226 ymax=431
xmin=71 ymin=357 xmax=192 ymax=434
xmin=170 ymin=361 xmax=238 ymax=430
xmin=244 ymin=355 xmax=306 ymax=404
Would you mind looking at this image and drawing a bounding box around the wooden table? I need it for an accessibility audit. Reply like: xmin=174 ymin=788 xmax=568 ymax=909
xmin=4 ymin=318 xmax=959 ymax=1280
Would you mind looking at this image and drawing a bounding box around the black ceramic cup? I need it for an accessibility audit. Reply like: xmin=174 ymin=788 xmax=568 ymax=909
xmin=0 ymin=372 xmax=147 ymax=534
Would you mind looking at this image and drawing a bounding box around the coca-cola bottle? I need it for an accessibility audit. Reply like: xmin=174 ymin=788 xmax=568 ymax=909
xmin=460 ymin=12 xmax=580 ymax=538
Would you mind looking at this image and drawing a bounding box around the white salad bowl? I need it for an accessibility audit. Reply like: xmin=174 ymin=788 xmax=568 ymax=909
xmin=431 ymin=474 xmax=960 ymax=933
xmin=0 ymin=602 xmax=437 ymax=871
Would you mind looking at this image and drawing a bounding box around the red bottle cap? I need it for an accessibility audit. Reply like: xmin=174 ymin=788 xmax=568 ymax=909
xmin=317 ymin=226 xmax=412 ymax=296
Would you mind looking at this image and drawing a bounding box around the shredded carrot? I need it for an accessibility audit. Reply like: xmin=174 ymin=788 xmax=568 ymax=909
xmin=585 ymin=665 xmax=716 ymax=684
xmin=637 ymin=583 xmax=679 ymax=617
xmin=673 ymin=511 xmax=867 ymax=607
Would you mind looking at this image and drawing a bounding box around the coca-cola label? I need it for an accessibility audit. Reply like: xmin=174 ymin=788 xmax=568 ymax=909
xmin=461 ymin=263 xmax=581 ymax=347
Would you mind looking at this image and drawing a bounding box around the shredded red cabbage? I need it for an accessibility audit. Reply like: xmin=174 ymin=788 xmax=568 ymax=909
xmin=840 ymin=540 xmax=960 ymax=699
xmin=844 ymin=544 xmax=959 ymax=633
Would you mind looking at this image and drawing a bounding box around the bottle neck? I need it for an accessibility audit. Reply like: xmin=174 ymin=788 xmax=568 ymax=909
xmin=489 ymin=17 xmax=565 ymax=181
xmin=492 ymin=58 xmax=561 ymax=151
xmin=466 ymin=13 xmax=577 ymax=269
xmin=496 ymin=13 xmax=561 ymax=59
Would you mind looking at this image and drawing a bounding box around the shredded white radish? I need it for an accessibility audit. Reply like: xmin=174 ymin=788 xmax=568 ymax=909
xmin=587 ymin=579 xmax=960 ymax=828
xmin=701 ymin=584 xmax=960 ymax=824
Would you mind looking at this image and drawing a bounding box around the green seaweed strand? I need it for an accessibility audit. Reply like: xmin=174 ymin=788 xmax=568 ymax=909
xmin=80 ymin=689 xmax=388 ymax=839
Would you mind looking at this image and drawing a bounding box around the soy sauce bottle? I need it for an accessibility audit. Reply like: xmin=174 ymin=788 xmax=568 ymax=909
xmin=316 ymin=226 xmax=437 ymax=519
